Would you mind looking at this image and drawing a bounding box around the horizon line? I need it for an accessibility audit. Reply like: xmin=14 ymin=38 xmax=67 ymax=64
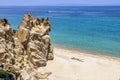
xmin=0 ymin=5 xmax=120 ymax=6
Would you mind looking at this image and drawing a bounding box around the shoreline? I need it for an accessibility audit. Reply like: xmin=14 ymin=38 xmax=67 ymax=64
xmin=40 ymin=45 xmax=120 ymax=80
xmin=53 ymin=44 xmax=120 ymax=61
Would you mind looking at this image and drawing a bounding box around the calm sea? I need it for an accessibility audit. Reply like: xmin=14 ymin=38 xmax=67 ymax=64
xmin=0 ymin=6 xmax=120 ymax=57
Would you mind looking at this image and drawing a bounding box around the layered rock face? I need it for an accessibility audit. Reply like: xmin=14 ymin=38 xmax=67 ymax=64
xmin=0 ymin=14 xmax=54 ymax=80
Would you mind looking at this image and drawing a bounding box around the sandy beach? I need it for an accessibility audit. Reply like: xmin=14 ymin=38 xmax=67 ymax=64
xmin=38 ymin=46 xmax=120 ymax=80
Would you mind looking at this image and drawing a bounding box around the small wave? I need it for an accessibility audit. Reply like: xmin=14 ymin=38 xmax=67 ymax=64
xmin=83 ymin=12 xmax=105 ymax=15
xmin=47 ymin=11 xmax=106 ymax=15
xmin=47 ymin=11 xmax=83 ymax=14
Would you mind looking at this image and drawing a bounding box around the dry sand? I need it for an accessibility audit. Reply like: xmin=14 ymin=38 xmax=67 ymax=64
xmin=38 ymin=46 xmax=120 ymax=80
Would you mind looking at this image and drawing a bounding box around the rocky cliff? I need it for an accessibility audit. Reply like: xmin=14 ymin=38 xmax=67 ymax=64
xmin=0 ymin=14 xmax=54 ymax=80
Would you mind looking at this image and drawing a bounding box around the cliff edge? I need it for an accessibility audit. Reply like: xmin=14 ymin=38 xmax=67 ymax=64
xmin=0 ymin=14 xmax=54 ymax=80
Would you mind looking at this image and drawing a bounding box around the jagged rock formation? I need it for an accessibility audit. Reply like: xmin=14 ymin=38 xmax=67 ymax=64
xmin=0 ymin=14 xmax=54 ymax=80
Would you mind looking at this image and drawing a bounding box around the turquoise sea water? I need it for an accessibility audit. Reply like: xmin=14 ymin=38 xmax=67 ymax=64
xmin=0 ymin=6 xmax=120 ymax=57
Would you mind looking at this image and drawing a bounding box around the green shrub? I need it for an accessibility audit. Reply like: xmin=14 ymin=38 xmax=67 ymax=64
xmin=0 ymin=69 xmax=9 ymax=78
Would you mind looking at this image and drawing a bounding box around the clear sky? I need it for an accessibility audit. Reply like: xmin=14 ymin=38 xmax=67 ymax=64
xmin=0 ymin=0 xmax=120 ymax=6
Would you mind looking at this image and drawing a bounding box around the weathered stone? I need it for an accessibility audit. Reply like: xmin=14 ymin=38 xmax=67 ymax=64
xmin=0 ymin=14 xmax=54 ymax=80
xmin=47 ymin=44 xmax=54 ymax=60
xmin=34 ymin=72 xmax=52 ymax=79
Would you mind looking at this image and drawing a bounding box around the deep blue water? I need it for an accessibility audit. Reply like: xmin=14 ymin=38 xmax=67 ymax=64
xmin=0 ymin=6 xmax=120 ymax=57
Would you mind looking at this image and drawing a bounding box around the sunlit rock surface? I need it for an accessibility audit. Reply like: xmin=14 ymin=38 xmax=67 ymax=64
xmin=0 ymin=14 xmax=54 ymax=80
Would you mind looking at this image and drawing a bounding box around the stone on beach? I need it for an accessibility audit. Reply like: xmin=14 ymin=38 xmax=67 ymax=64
xmin=0 ymin=14 xmax=54 ymax=80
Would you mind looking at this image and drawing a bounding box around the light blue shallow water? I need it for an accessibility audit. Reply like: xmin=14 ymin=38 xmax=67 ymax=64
xmin=0 ymin=6 xmax=120 ymax=57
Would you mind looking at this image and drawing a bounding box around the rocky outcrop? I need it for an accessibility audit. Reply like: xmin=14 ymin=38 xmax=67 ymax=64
xmin=0 ymin=14 xmax=54 ymax=80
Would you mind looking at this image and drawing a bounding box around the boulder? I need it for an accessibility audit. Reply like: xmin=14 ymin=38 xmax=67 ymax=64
xmin=0 ymin=14 xmax=54 ymax=80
